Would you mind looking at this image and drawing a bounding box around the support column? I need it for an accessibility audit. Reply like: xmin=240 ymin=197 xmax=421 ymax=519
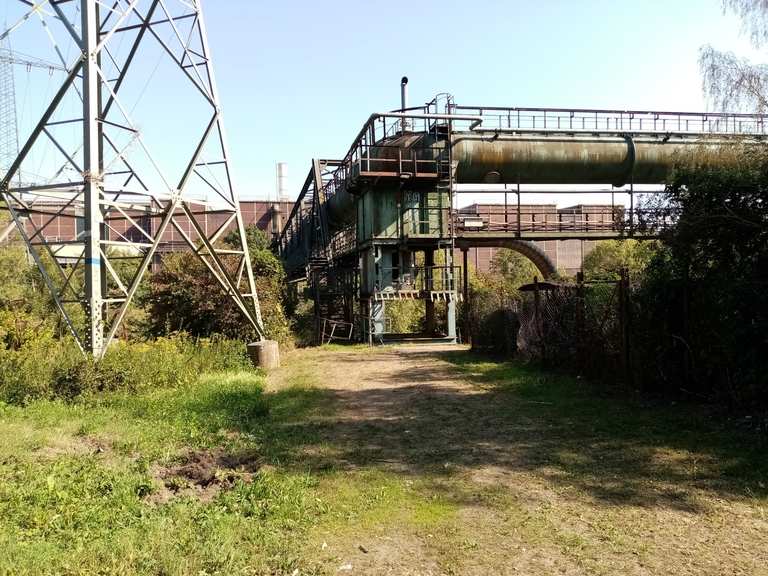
xmin=82 ymin=0 xmax=105 ymax=357
xmin=424 ymin=249 xmax=435 ymax=334
xmin=447 ymin=299 xmax=457 ymax=342
xmin=372 ymin=300 xmax=385 ymax=343
xmin=462 ymin=247 xmax=470 ymax=344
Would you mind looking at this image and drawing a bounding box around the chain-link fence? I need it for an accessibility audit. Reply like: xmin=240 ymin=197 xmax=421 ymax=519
xmin=468 ymin=273 xmax=631 ymax=383
xmin=515 ymin=277 xmax=629 ymax=382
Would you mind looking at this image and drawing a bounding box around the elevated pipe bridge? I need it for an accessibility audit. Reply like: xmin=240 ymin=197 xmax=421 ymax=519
xmin=275 ymin=98 xmax=766 ymax=343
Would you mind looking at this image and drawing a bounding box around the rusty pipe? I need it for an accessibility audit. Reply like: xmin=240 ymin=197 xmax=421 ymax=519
xmin=451 ymin=133 xmax=737 ymax=186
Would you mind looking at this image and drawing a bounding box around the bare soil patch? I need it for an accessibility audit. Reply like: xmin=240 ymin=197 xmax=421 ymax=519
xmin=147 ymin=447 xmax=261 ymax=504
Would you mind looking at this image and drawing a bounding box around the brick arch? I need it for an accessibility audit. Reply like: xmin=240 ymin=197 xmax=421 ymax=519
xmin=458 ymin=239 xmax=557 ymax=279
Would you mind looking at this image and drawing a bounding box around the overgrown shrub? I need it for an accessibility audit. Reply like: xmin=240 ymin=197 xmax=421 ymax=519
xmin=632 ymin=144 xmax=768 ymax=408
xmin=385 ymin=300 xmax=423 ymax=334
xmin=466 ymin=249 xmax=537 ymax=353
xmin=582 ymin=239 xmax=659 ymax=281
xmin=0 ymin=332 xmax=82 ymax=404
xmin=145 ymin=227 xmax=292 ymax=345
xmin=467 ymin=273 xmax=521 ymax=354
xmin=0 ymin=333 xmax=253 ymax=405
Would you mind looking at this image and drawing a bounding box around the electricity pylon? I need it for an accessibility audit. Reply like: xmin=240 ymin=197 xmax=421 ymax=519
xmin=0 ymin=0 xmax=265 ymax=358
xmin=0 ymin=38 xmax=19 ymax=191
xmin=0 ymin=42 xmax=67 ymax=243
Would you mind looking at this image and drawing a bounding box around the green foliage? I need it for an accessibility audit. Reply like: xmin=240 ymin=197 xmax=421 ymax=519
xmin=145 ymin=251 xmax=250 ymax=338
xmin=0 ymin=334 xmax=252 ymax=405
xmin=385 ymin=299 xmax=423 ymax=333
xmin=464 ymin=249 xmax=538 ymax=352
xmin=633 ymin=144 xmax=768 ymax=407
xmin=0 ymin=333 xmax=83 ymax=404
xmin=0 ymin=246 xmax=58 ymax=349
xmin=582 ymin=239 xmax=660 ymax=280
xmin=466 ymin=252 xmax=535 ymax=354
xmin=489 ymin=248 xmax=539 ymax=289
xmin=224 ymin=224 xmax=272 ymax=252
xmin=146 ymin=226 xmax=292 ymax=344
xmin=285 ymin=293 xmax=316 ymax=346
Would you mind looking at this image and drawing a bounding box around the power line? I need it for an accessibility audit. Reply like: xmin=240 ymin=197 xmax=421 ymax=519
xmin=0 ymin=48 xmax=67 ymax=73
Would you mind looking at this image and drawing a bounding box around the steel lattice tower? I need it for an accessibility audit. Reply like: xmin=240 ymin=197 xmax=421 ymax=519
xmin=0 ymin=36 xmax=18 ymax=181
xmin=0 ymin=0 xmax=265 ymax=358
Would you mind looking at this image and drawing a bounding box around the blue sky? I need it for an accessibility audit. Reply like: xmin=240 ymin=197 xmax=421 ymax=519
xmin=3 ymin=0 xmax=762 ymax=201
xmin=200 ymin=0 xmax=758 ymax=200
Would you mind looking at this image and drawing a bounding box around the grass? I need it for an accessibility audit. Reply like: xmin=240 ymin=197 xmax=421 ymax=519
xmin=0 ymin=363 xmax=455 ymax=576
xmin=0 ymin=371 xmax=319 ymax=575
xmin=0 ymin=348 xmax=766 ymax=575
xmin=444 ymin=352 xmax=768 ymax=493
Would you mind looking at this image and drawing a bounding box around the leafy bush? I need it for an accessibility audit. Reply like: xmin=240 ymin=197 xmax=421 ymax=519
xmin=385 ymin=300 xmax=423 ymax=334
xmin=145 ymin=226 xmax=292 ymax=345
xmin=0 ymin=332 xmax=82 ymax=404
xmin=0 ymin=246 xmax=59 ymax=349
xmin=465 ymin=249 xmax=537 ymax=353
xmin=632 ymin=144 xmax=768 ymax=408
xmin=582 ymin=239 xmax=660 ymax=281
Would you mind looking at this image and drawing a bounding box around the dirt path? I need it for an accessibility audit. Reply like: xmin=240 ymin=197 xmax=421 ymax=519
xmin=268 ymin=345 xmax=768 ymax=576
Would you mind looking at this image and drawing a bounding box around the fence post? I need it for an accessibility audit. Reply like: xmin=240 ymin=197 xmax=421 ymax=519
xmin=534 ymin=276 xmax=545 ymax=361
xmin=576 ymin=271 xmax=585 ymax=373
xmin=462 ymin=248 xmax=471 ymax=345
xmin=619 ymin=268 xmax=632 ymax=385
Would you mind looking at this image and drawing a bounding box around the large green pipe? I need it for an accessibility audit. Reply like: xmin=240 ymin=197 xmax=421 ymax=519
xmin=451 ymin=133 xmax=717 ymax=186
xmin=323 ymin=130 xmax=739 ymax=232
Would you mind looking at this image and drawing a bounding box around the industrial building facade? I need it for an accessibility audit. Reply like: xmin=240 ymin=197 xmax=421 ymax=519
xmin=8 ymin=199 xmax=612 ymax=276
xmin=456 ymin=203 xmax=617 ymax=275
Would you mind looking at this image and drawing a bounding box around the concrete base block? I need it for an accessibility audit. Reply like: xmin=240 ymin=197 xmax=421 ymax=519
xmin=247 ymin=340 xmax=280 ymax=370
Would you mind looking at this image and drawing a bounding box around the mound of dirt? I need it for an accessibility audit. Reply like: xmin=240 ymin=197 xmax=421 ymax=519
xmin=147 ymin=448 xmax=261 ymax=504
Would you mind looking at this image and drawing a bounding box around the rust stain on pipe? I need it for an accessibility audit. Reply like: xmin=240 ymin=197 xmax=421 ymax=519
xmin=452 ymin=133 xmax=724 ymax=185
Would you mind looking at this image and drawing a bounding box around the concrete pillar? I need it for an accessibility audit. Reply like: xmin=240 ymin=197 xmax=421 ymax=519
xmin=247 ymin=340 xmax=280 ymax=370
xmin=372 ymin=300 xmax=385 ymax=342
xmin=424 ymin=249 xmax=435 ymax=334
xmin=447 ymin=298 xmax=457 ymax=341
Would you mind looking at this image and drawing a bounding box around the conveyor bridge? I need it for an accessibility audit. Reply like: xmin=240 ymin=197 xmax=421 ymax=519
xmin=275 ymin=95 xmax=765 ymax=344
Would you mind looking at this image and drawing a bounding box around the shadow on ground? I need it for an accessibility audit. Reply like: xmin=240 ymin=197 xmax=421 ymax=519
xmin=186 ymin=347 xmax=768 ymax=513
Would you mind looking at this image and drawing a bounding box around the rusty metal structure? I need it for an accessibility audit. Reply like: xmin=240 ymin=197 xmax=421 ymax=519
xmin=276 ymin=91 xmax=767 ymax=344
xmin=0 ymin=0 xmax=264 ymax=358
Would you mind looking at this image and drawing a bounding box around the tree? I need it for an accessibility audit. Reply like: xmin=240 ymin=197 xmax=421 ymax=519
xmin=489 ymin=248 xmax=539 ymax=289
xmin=700 ymin=0 xmax=768 ymax=111
xmin=633 ymin=143 xmax=768 ymax=406
xmin=625 ymin=3 xmax=768 ymax=406
xmin=146 ymin=226 xmax=292 ymax=344
xmin=582 ymin=239 xmax=660 ymax=281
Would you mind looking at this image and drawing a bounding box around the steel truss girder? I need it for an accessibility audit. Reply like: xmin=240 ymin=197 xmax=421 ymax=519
xmin=1 ymin=0 xmax=265 ymax=358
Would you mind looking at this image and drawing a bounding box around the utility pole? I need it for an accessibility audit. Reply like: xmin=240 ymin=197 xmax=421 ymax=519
xmin=0 ymin=36 xmax=19 ymax=243
xmin=0 ymin=0 xmax=266 ymax=358
xmin=81 ymin=0 xmax=105 ymax=356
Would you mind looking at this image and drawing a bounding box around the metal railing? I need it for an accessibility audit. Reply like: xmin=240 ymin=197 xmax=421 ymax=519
xmin=450 ymin=105 xmax=768 ymax=136
xmin=454 ymin=207 xmax=679 ymax=236
xmin=375 ymin=265 xmax=461 ymax=294
xmin=319 ymin=317 xmax=355 ymax=345
xmin=350 ymin=144 xmax=442 ymax=178
xmin=329 ymin=226 xmax=356 ymax=256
